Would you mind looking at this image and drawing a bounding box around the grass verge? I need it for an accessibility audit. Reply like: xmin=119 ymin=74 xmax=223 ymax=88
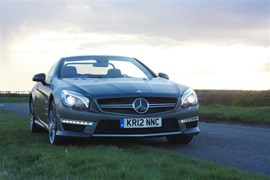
xmin=0 ymin=110 xmax=267 ymax=179
xmin=200 ymin=105 xmax=270 ymax=125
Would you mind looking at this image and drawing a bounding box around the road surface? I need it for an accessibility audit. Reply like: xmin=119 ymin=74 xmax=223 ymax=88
xmin=0 ymin=103 xmax=269 ymax=176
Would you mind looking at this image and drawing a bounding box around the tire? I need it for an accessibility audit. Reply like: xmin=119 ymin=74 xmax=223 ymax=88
xmin=166 ymin=135 xmax=193 ymax=144
xmin=48 ymin=100 xmax=61 ymax=145
xmin=29 ymin=100 xmax=41 ymax=133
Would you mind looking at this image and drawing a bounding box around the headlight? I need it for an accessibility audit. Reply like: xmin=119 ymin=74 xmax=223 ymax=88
xmin=61 ymin=90 xmax=89 ymax=109
xmin=181 ymin=88 xmax=198 ymax=108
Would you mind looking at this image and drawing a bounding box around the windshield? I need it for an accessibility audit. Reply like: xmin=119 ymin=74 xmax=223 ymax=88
xmin=59 ymin=56 xmax=154 ymax=79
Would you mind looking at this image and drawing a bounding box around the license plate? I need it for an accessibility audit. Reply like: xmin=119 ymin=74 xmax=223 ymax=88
xmin=120 ymin=117 xmax=162 ymax=128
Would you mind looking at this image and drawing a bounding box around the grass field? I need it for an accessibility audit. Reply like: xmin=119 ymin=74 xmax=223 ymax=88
xmin=200 ymin=105 xmax=270 ymax=125
xmin=196 ymin=90 xmax=270 ymax=125
xmin=196 ymin=90 xmax=270 ymax=107
xmin=0 ymin=110 xmax=267 ymax=179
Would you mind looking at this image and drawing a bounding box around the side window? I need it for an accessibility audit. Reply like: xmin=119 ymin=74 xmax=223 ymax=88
xmin=46 ymin=63 xmax=57 ymax=83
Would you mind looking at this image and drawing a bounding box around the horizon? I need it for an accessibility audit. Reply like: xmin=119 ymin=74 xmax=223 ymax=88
xmin=1 ymin=0 xmax=269 ymax=91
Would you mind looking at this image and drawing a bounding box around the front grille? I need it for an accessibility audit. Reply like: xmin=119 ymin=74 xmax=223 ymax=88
xmin=97 ymin=97 xmax=177 ymax=115
xmin=94 ymin=118 xmax=179 ymax=134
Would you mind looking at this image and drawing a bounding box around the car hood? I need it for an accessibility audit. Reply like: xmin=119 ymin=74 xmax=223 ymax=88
xmin=60 ymin=78 xmax=187 ymax=99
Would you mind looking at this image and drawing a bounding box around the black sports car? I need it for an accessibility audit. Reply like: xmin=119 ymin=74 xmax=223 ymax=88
xmin=30 ymin=55 xmax=200 ymax=145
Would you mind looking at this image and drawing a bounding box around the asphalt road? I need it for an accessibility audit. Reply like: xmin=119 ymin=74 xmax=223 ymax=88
xmin=0 ymin=103 xmax=269 ymax=177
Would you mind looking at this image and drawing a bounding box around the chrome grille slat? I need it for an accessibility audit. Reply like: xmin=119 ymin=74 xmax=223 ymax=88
xmin=100 ymin=104 xmax=133 ymax=109
xmin=149 ymin=103 xmax=176 ymax=108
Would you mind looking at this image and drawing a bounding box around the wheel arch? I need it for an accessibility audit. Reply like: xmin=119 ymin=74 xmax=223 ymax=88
xmin=47 ymin=93 xmax=55 ymax=117
xmin=48 ymin=94 xmax=54 ymax=106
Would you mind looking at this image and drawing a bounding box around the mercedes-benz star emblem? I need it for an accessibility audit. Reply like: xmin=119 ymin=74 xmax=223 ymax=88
xmin=133 ymin=98 xmax=149 ymax=114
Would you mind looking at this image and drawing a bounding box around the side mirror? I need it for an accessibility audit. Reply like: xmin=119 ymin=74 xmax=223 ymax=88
xmin=158 ymin=72 xmax=169 ymax=80
xmin=32 ymin=73 xmax=46 ymax=84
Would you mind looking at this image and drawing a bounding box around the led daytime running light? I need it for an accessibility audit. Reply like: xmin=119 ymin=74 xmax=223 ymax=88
xmin=61 ymin=119 xmax=93 ymax=126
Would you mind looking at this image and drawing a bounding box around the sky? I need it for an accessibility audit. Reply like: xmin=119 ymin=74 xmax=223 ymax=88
xmin=0 ymin=0 xmax=269 ymax=91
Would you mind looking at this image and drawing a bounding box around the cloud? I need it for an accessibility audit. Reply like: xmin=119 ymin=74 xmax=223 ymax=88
xmin=1 ymin=0 xmax=269 ymax=47
xmin=60 ymin=0 xmax=270 ymax=46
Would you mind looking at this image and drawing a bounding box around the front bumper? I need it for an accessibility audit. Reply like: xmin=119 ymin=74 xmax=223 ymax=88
xmin=55 ymin=102 xmax=200 ymax=138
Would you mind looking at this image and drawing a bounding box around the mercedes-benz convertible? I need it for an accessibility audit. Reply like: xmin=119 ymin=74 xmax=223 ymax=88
xmin=30 ymin=55 xmax=200 ymax=145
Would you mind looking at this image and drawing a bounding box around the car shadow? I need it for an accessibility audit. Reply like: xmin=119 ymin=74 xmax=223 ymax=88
xmin=59 ymin=136 xmax=190 ymax=149
xmin=35 ymin=130 xmax=194 ymax=149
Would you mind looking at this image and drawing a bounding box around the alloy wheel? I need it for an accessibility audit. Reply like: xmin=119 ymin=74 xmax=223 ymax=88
xmin=48 ymin=101 xmax=57 ymax=144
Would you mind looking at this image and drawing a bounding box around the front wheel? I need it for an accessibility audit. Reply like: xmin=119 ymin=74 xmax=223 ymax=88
xmin=166 ymin=135 xmax=193 ymax=144
xmin=48 ymin=100 xmax=61 ymax=145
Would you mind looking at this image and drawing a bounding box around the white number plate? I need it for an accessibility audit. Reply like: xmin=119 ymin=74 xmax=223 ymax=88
xmin=120 ymin=117 xmax=162 ymax=128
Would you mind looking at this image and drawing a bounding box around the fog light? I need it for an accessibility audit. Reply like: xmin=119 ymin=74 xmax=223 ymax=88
xmin=61 ymin=119 xmax=93 ymax=126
